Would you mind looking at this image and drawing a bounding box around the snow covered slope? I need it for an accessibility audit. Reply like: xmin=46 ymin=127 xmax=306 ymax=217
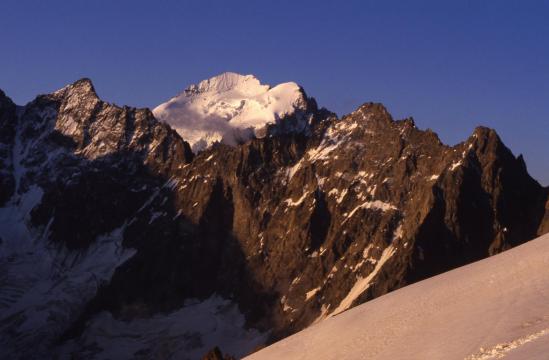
xmin=59 ymin=296 xmax=266 ymax=360
xmin=153 ymin=72 xmax=311 ymax=151
xmin=247 ymin=233 xmax=549 ymax=360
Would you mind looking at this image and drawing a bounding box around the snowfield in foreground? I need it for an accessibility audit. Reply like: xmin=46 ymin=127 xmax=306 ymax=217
xmin=247 ymin=233 xmax=549 ymax=360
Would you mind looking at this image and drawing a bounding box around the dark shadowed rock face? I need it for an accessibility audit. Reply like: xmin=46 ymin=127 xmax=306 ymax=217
xmin=0 ymin=79 xmax=547 ymax=358
xmin=0 ymin=89 xmax=17 ymax=205
xmin=14 ymin=79 xmax=192 ymax=249
xmin=202 ymin=347 xmax=236 ymax=360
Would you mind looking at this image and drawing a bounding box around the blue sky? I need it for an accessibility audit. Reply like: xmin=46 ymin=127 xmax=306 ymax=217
xmin=1 ymin=0 xmax=548 ymax=184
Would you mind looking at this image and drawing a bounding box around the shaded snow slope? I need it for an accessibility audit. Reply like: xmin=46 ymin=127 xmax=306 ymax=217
xmin=153 ymin=72 xmax=310 ymax=151
xmin=247 ymin=233 xmax=549 ymax=360
xmin=60 ymin=296 xmax=266 ymax=360
xmin=0 ymin=186 xmax=136 ymax=358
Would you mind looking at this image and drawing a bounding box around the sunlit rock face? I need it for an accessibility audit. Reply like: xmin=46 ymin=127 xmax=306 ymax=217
xmin=0 ymin=77 xmax=547 ymax=359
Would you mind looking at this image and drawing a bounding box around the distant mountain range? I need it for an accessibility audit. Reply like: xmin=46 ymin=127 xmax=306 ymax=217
xmin=0 ymin=74 xmax=547 ymax=359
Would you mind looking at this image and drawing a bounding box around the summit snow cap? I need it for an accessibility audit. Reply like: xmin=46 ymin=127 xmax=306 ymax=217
xmin=153 ymin=72 xmax=312 ymax=152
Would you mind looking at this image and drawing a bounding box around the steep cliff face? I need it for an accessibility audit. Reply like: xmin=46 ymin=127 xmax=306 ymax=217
xmin=0 ymin=89 xmax=17 ymax=205
xmin=146 ymin=102 xmax=547 ymax=339
xmin=0 ymin=78 xmax=547 ymax=359
xmin=24 ymin=79 xmax=193 ymax=248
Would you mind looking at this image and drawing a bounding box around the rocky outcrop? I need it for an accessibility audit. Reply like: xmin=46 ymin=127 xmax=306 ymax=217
xmin=0 ymin=79 xmax=547 ymax=359
xmin=18 ymin=79 xmax=193 ymax=248
xmin=0 ymin=90 xmax=17 ymax=205
xmin=202 ymin=347 xmax=236 ymax=360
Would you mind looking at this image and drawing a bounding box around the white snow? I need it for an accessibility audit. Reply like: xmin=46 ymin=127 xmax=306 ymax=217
xmin=328 ymin=244 xmax=397 ymax=316
xmin=343 ymin=200 xmax=397 ymax=222
xmin=153 ymin=72 xmax=308 ymax=152
xmin=0 ymin=187 xmax=136 ymax=358
xmin=148 ymin=211 xmax=164 ymax=224
xmin=285 ymin=191 xmax=310 ymax=207
xmin=60 ymin=296 xmax=267 ymax=360
xmin=362 ymin=243 xmax=374 ymax=258
xmin=204 ymin=154 xmax=214 ymax=162
xmin=304 ymin=118 xmax=358 ymax=164
xmin=306 ymin=142 xmax=341 ymax=162
xmin=246 ymin=233 xmax=549 ymax=360
xmin=465 ymin=328 xmax=549 ymax=360
xmin=287 ymin=159 xmax=304 ymax=180
xmin=281 ymin=296 xmax=293 ymax=312
xmin=335 ymin=188 xmax=348 ymax=204
xmin=305 ymin=287 xmax=321 ymax=301
xmin=450 ymin=160 xmax=463 ymax=171
xmin=392 ymin=224 xmax=404 ymax=242
xmin=327 ymin=189 xmax=339 ymax=197
xmin=291 ymin=276 xmax=302 ymax=286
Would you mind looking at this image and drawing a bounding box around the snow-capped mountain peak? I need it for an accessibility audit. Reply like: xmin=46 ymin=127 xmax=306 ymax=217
xmin=153 ymin=72 xmax=313 ymax=152
xmin=188 ymin=72 xmax=268 ymax=95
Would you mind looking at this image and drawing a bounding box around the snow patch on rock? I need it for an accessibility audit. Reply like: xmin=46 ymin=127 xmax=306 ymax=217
xmin=329 ymin=245 xmax=397 ymax=316
xmin=343 ymin=200 xmax=397 ymax=222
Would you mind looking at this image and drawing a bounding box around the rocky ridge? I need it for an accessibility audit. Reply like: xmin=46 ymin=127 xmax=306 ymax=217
xmin=0 ymin=77 xmax=547 ymax=359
